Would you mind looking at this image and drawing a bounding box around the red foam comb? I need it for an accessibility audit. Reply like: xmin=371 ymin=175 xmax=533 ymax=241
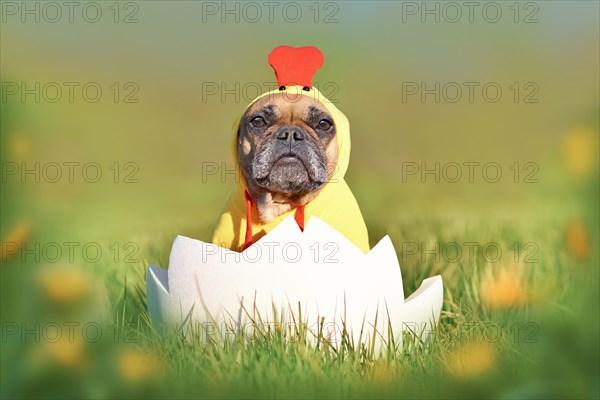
xmin=268 ymin=45 xmax=324 ymax=89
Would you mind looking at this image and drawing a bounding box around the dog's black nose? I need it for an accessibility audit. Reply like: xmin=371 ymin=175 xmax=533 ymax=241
xmin=277 ymin=127 xmax=305 ymax=141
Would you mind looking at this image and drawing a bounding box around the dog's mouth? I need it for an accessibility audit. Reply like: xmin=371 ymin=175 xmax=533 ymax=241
xmin=254 ymin=151 xmax=304 ymax=176
xmin=274 ymin=152 xmax=304 ymax=165
xmin=253 ymin=152 xmax=327 ymax=193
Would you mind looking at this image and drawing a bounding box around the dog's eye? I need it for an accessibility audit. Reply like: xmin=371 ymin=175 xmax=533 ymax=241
xmin=250 ymin=116 xmax=266 ymax=128
xmin=317 ymin=119 xmax=332 ymax=131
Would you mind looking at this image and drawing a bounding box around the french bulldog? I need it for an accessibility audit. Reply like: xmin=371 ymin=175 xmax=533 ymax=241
xmin=237 ymin=92 xmax=339 ymax=223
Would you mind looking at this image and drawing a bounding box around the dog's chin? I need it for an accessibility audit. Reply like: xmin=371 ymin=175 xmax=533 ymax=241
xmin=254 ymin=156 xmax=325 ymax=194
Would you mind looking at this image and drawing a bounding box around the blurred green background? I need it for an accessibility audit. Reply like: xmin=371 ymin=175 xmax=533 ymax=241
xmin=1 ymin=1 xmax=598 ymax=398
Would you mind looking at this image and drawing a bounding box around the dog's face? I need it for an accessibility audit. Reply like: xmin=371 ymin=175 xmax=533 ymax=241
xmin=238 ymin=93 xmax=338 ymax=205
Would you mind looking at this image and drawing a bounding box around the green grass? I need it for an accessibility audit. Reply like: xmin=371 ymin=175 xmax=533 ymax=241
xmin=140 ymin=217 xmax=598 ymax=399
xmin=4 ymin=209 xmax=597 ymax=399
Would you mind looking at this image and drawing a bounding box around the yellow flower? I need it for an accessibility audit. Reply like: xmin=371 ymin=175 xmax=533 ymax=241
xmin=480 ymin=265 xmax=527 ymax=309
xmin=1 ymin=221 xmax=31 ymax=264
xmin=45 ymin=336 xmax=86 ymax=369
xmin=40 ymin=266 xmax=91 ymax=304
xmin=566 ymin=221 xmax=590 ymax=261
xmin=562 ymin=126 xmax=599 ymax=177
xmin=444 ymin=340 xmax=497 ymax=378
xmin=118 ymin=349 xmax=161 ymax=383
xmin=7 ymin=131 xmax=30 ymax=161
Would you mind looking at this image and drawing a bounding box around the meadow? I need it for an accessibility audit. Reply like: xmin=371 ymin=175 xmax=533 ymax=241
xmin=1 ymin=157 xmax=598 ymax=398
xmin=1 ymin=2 xmax=599 ymax=398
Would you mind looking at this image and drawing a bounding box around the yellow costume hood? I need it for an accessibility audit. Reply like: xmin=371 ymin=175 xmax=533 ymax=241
xmin=211 ymin=46 xmax=369 ymax=253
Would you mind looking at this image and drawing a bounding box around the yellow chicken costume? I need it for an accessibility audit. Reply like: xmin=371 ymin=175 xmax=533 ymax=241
xmin=211 ymin=46 xmax=369 ymax=253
